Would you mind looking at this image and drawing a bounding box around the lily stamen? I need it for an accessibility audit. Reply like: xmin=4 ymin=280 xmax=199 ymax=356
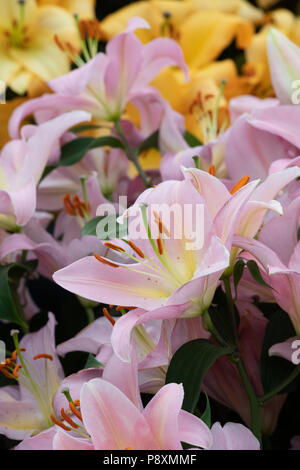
xmin=128 ymin=241 xmax=145 ymax=259
xmin=115 ymin=306 xmax=136 ymax=311
xmin=104 ymin=242 xmax=126 ymax=253
xmin=94 ymin=254 xmax=119 ymax=268
xmin=102 ymin=307 xmax=116 ymax=326
xmin=13 ymin=364 xmax=22 ymax=379
xmin=209 ymin=165 xmax=216 ymax=176
xmin=51 ymin=414 xmax=72 ymax=432
xmin=157 ymin=238 xmax=164 ymax=255
xmin=33 ymin=354 xmax=53 ymax=361
xmin=60 ymin=408 xmax=79 ymax=429
xmin=69 ymin=402 xmax=83 ymax=422
xmin=230 ymin=175 xmax=250 ymax=195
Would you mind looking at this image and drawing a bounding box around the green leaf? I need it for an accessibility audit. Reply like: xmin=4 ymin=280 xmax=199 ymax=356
xmin=184 ymin=131 xmax=202 ymax=147
xmin=42 ymin=136 xmax=125 ymax=179
xmin=0 ymin=262 xmax=36 ymax=328
xmin=297 ymin=227 xmax=300 ymax=242
xmin=208 ymin=287 xmax=239 ymax=346
xmin=200 ymin=394 xmax=211 ymax=428
xmin=82 ymin=217 xmax=104 ymax=237
xmin=260 ymin=309 xmax=297 ymax=394
xmin=233 ymin=259 xmax=245 ymax=297
xmin=138 ymin=130 xmax=159 ymax=153
xmin=193 ymin=156 xmax=200 ymax=169
xmin=84 ymin=354 xmax=104 ymax=369
xmin=96 ymin=214 xmax=128 ymax=240
xmin=166 ymin=339 xmax=232 ymax=412
xmin=247 ymin=260 xmax=272 ymax=289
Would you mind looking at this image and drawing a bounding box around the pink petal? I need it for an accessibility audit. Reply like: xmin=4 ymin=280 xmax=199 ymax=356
xmin=15 ymin=427 xmax=56 ymax=450
xmin=143 ymin=383 xmax=184 ymax=450
xmin=53 ymin=430 xmax=94 ymax=450
xmin=211 ymin=422 xmax=260 ymax=450
xmin=178 ymin=410 xmax=212 ymax=449
xmin=80 ymin=378 xmax=158 ymax=450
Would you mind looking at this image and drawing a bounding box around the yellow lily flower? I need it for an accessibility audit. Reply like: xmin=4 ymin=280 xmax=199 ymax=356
xmin=151 ymin=60 xmax=240 ymax=141
xmin=101 ymin=0 xmax=194 ymax=44
xmin=179 ymin=10 xmax=254 ymax=69
xmin=189 ymin=0 xmax=264 ymax=24
xmin=36 ymin=0 xmax=96 ymax=19
xmin=101 ymin=0 xmax=255 ymax=69
xmin=0 ymin=0 xmax=80 ymax=95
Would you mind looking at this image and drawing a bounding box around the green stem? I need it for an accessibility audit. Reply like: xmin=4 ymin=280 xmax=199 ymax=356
xmin=223 ymin=277 xmax=238 ymax=346
xmin=223 ymin=277 xmax=262 ymax=443
xmin=114 ymin=120 xmax=152 ymax=188
xmin=10 ymin=285 xmax=29 ymax=334
xmin=236 ymin=358 xmax=262 ymax=444
xmin=85 ymin=307 xmax=95 ymax=325
xmin=259 ymin=363 xmax=300 ymax=405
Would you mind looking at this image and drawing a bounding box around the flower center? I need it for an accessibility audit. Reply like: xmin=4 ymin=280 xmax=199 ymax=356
xmin=189 ymin=80 xmax=228 ymax=145
xmin=161 ymin=12 xmax=180 ymax=41
xmin=0 ymin=331 xmax=58 ymax=428
xmin=54 ymin=16 xmax=102 ymax=68
xmin=94 ymin=204 xmax=191 ymax=294
xmin=3 ymin=0 xmax=30 ymax=49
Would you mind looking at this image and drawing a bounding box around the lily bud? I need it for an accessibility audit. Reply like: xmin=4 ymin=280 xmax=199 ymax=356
xmin=267 ymin=28 xmax=300 ymax=105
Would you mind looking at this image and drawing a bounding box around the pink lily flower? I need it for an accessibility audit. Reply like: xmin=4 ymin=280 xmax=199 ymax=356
xmin=233 ymin=196 xmax=300 ymax=335
xmin=37 ymin=146 xmax=129 ymax=212
xmin=229 ymin=95 xmax=279 ymax=123
xmin=15 ymin=349 xmax=212 ymax=450
xmin=182 ymin=166 xmax=300 ymax=256
xmin=53 ymin=178 xmax=230 ymax=315
xmin=225 ymin=104 xmax=300 ymax=179
xmin=210 ymin=422 xmax=260 ymax=450
xmin=0 ymin=214 xmax=115 ymax=279
xmin=268 ymin=337 xmax=299 ymax=364
xmin=9 ymin=18 xmax=188 ymax=138
xmin=0 ymin=111 xmax=90 ymax=231
xmin=0 ymin=313 xmax=64 ymax=440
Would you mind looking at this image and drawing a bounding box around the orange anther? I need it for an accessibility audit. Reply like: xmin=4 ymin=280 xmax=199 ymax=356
xmin=33 ymin=354 xmax=53 ymax=361
xmin=153 ymin=211 xmax=170 ymax=238
xmin=208 ymin=165 xmax=216 ymax=176
xmin=157 ymin=238 xmax=163 ymax=255
xmin=102 ymin=308 xmax=116 ymax=326
xmin=104 ymin=242 xmax=126 ymax=253
xmin=94 ymin=254 xmax=119 ymax=268
xmin=230 ymin=175 xmax=250 ymax=195
xmin=69 ymin=402 xmax=83 ymax=422
xmin=73 ymin=195 xmax=85 ymax=218
xmin=13 ymin=365 xmax=22 ymax=379
xmin=128 ymin=241 xmax=145 ymax=259
xmin=51 ymin=414 xmax=71 ymax=431
xmin=116 ymin=306 xmax=136 ymax=311
xmin=60 ymin=408 xmax=79 ymax=429
xmin=11 ymin=350 xmax=18 ymax=362
xmin=63 ymin=194 xmax=76 ymax=216
xmin=54 ymin=34 xmax=65 ymax=52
